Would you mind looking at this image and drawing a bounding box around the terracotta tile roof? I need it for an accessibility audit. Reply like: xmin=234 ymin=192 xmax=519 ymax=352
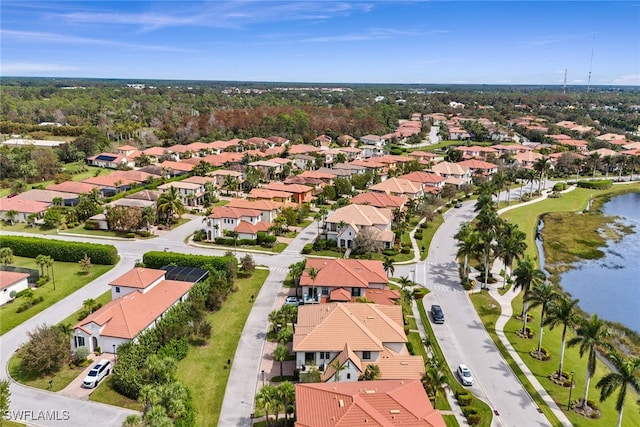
xmin=514 ymin=151 xmax=543 ymax=163
xmin=210 ymin=169 xmax=244 ymax=178
xmin=117 ymin=145 xmax=137 ymax=151
xmin=267 ymin=136 xmax=289 ymax=145
xmin=142 ymin=146 xmax=167 ymax=156
xmin=248 ymin=188 xmax=292 ymax=200
xmin=329 ymin=288 xmax=352 ymax=302
xmin=182 ymin=176 xmax=217 ymax=185
xmin=0 ymin=271 xmax=29 ymax=290
xmin=321 ymin=342 xmax=362 ymax=382
xmin=265 ymin=182 xmax=313 ymax=194
xmin=109 ymin=170 xmax=156 ymax=182
xmin=408 ymin=151 xmax=436 ymax=159
xmin=350 ymin=192 xmax=407 ymax=209
xmin=110 ymin=268 xmax=166 ymax=289
xmin=209 ymin=206 xmax=263 ymax=219
xmin=0 ymin=198 xmax=49 ymax=213
xmin=299 ymin=170 xmax=337 ymax=180
xmin=363 ymin=288 xmax=401 ymax=305
xmin=226 ymin=198 xmax=282 ymax=211
xmin=234 ymin=220 xmax=271 ymax=234
xmin=14 ymin=189 xmax=77 ymax=203
xmin=47 ymin=181 xmax=98 ymax=194
xmin=590 ymin=148 xmax=618 ymax=157
xmin=457 ymin=159 xmax=498 ymax=170
xmin=82 ymin=175 xmax=137 ymax=188
xmin=160 ymin=160 xmax=194 ymax=172
xmin=326 ymin=204 xmax=391 ymax=227
xmin=293 ymin=303 xmax=405 ymax=353
xmin=288 ymin=144 xmax=320 ymax=155
xmin=185 ymin=141 xmax=210 ymax=151
xmin=430 ymin=161 xmax=468 ymax=176
xmin=295 ymin=380 xmax=445 ymax=427
xmin=370 ymin=347 xmax=425 ymax=380
xmin=370 ymin=178 xmax=422 ymax=196
xmin=75 ymin=279 xmax=192 ymax=339
xmin=399 ymin=171 xmax=445 ymax=185
xmin=168 ymin=144 xmax=192 ymax=153
xmin=125 ymin=189 xmax=160 ymax=201
xmin=302 ymin=259 xmax=388 ymax=289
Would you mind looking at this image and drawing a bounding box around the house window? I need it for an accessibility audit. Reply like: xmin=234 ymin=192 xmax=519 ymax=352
xmin=347 ymin=373 xmax=351 ymax=380
xmin=74 ymin=336 xmax=85 ymax=348
xmin=352 ymin=288 xmax=361 ymax=297
xmin=362 ymin=351 xmax=371 ymax=360
xmin=321 ymin=287 xmax=329 ymax=296
xmin=115 ymin=286 xmax=120 ymax=293
xmin=320 ymin=352 xmax=329 ymax=359
xmin=305 ymin=352 xmax=315 ymax=364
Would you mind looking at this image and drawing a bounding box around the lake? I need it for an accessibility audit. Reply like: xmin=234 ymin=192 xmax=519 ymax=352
xmin=554 ymin=192 xmax=640 ymax=332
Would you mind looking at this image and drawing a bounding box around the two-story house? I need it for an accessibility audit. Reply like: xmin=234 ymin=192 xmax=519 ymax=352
xmin=324 ymin=204 xmax=393 ymax=250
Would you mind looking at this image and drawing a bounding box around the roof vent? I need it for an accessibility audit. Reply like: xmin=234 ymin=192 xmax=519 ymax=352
xmin=338 ymin=399 xmax=344 ymax=407
xmin=364 ymin=389 xmax=376 ymax=394
xmin=389 ymin=409 xmax=400 ymax=414
xmin=400 ymin=361 xmax=409 ymax=365
xmin=367 ymin=316 xmax=375 ymax=319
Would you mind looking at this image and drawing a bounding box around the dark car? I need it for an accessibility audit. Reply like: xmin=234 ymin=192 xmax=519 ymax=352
xmin=454 ymin=203 xmax=462 ymax=208
xmin=431 ymin=304 xmax=445 ymax=324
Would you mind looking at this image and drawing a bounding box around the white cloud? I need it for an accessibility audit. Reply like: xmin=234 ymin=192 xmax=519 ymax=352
xmin=0 ymin=62 xmax=78 ymax=74
xmin=613 ymin=73 xmax=640 ymax=85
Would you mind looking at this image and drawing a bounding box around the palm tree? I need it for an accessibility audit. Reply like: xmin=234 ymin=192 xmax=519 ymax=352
xmin=422 ymin=366 xmax=447 ymax=408
xmin=36 ymin=254 xmax=47 ymax=276
xmin=545 ymin=295 xmax=580 ymax=378
xmin=383 ymin=256 xmax=395 ymax=278
xmin=496 ymin=222 xmax=527 ymax=289
xmin=588 ymin=152 xmax=601 ymax=178
xmin=533 ymin=156 xmax=551 ymax=192
xmin=280 ymin=303 xmax=297 ymax=333
xmin=306 ymin=267 xmax=320 ymax=302
xmin=477 ymin=228 xmax=497 ymax=290
xmin=574 ymin=157 xmax=584 ymax=183
xmin=289 ymin=260 xmax=306 ymax=299
xmin=44 ymin=255 xmax=55 ymax=290
xmin=156 ymin=186 xmax=184 ymax=225
xmin=0 ymin=247 xmax=14 ymax=266
xmin=568 ymin=314 xmax=612 ymax=410
xmin=83 ymin=298 xmax=98 ymax=314
xmin=256 ymin=385 xmax=279 ymax=427
xmin=331 ymin=359 xmax=346 ymax=382
xmin=525 ymin=281 xmax=559 ymax=356
xmin=277 ymin=381 xmax=296 ymax=425
xmin=455 ymin=222 xmax=476 ymax=277
xmin=273 ymin=344 xmax=289 ymax=379
xmin=398 ymin=275 xmax=412 ymax=290
xmin=359 ymin=364 xmax=381 ymax=381
xmin=615 ymin=155 xmax=626 ymax=182
xmin=5 ymin=209 xmax=18 ymax=225
xmin=513 ymin=256 xmax=546 ymax=335
xmin=268 ymin=310 xmax=283 ymax=334
xmin=596 ymin=351 xmax=640 ymax=427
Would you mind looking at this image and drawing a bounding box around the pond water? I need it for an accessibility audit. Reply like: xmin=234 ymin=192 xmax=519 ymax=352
xmin=549 ymin=192 xmax=640 ymax=332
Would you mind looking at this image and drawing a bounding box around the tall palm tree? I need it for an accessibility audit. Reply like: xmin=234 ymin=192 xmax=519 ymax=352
xmin=289 ymin=260 xmax=306 ymax=299
xmin=525 ymin=281 xmax=559 ymax=356
xmin=277 ymin=381 xmax=296 ymax=426
xmin=533 ymin=156 xmax=551 ymax=193
xmin=455 ymin=222 xmax=477 ymax=277
xmin=156 ymin=186 xmax=184 ymax=225
xmin=545 ymin=295 xmax=580 ymax=378
xmin=273 ymin=344 xmax=289 ymax=379
xmin=422 ymin=366 xmax=447 ymax=408
xmin=568 ymin=314 xmax=612 ymax=410
xmin=477 ymin=228 xmax=496 ymax=290
xmin=44 ymin=255 xmax=55 ymax=290
xmin=256 ymin=385 xmax=278 ymax=427
xmin=615 ymin=155 xmax=626 ymax=181
xmin=307 ymin=267 xmax=320 ymax=302
xmin=331 ymin=359 xmax=346 ymax=382
xmin=382 ymin=256 xmax=395 ymax=278
xmin=596 ymin=352 xmax=640 ymax=427
xmin=574 ymin=157 xmax=584 ymax=182
xmin=513 ymin=256 xmax=546 ymax=334
xmin=588 ymin=152 xmax=601 ymax=178
xmin=496 ymin=222 xmax=527 ymax=289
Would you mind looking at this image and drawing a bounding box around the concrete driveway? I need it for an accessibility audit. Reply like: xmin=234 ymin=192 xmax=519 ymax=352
xmin=59 ymin=353 xmax=115 ymax=400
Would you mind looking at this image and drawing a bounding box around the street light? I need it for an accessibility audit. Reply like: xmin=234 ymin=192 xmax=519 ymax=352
xmin=567 ymin=371 xmax=574 ymax=410
xmin=261 ymin=370 xmax=265 ymax=388
xmin=410 ymin=269 xmax=415 ymax=285
xmin=112 ymin=344 xmax=116 ymax=362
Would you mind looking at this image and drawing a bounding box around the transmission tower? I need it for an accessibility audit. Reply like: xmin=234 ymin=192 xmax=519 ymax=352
xmin=587 ymin=37 xmax=595 ymax=92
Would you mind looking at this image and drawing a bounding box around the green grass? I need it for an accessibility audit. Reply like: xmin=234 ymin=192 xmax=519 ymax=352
xmin=416 ymin=302 xmax=493 ymax=426
xmin=0 ymin=257 xmax=114 ymax=335
xmin=58 ymin=290 xmax=112 ymax=328
xmin=90 ymin=376 xmax=141 ymax=411
xmin=176 ymin=269 xmax=269 ymax=426
xmin=505 ymin=295 xmax=640 ymax=427
xmin=418 ymin=214 xmax=444 ymax=261
xmin=1 ymin=420 xmax=26 ymax=427
xmin=8 ymin=355 xmax=87 ymax=392
xmin=194 ymin=241 xmax=287 ymax=253
xmin=0 ymin=162 xmax=103 ymax=198
xmin=0 ymin=222 xmax=60 ymax=235
xmin=443 ymin=414 xmax=459 ymax=427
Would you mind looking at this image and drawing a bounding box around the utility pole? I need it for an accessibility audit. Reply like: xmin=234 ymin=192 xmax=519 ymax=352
xmin=587 ymin=36 xmax=595 ymax=92
xmin=563 ymin=69 xmax=567 ymax=94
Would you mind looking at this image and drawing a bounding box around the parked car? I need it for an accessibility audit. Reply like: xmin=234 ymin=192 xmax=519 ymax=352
xmin=454 ymin=203 xmax=463 ymax=208
xmin=457 ymin=364 xmax=474 ymax=386
xmin=431 ymin=304 xmax=445 ymax=324
xmin=284 ymin=296 xmax=300 ymax=306
xmin=82 ymin=359 xmax=111 ymax=388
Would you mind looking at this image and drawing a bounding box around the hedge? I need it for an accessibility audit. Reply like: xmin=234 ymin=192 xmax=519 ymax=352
xmin=0 ymin=236 xmax=118 ymax=265
xmin=577 ymin=179 xmax=613 ymax=189
xmin=142 ymin=251 xmax=233 ymax=271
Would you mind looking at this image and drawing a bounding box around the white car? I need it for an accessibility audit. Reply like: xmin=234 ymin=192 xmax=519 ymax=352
xmin=284 ymin=296 xmax=300 ymax=306
xmin=83 ymin=359 xmax=111 ymax=388
xmin=457 ymin=364 xmax=474 ymax=386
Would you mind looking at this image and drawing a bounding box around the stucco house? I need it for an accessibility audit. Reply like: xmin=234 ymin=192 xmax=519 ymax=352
xmin=324 ymin=204 xmax=393 ymax=250
xmin=0 ymin=198 xmax=49 ymax=223
xmin=205 ymin=205 xmax=270 ymax=240
xmin=0 ymin=271 xmax=29 ymax=306
xmin=71 ymin=268 xmax=194 ymax=354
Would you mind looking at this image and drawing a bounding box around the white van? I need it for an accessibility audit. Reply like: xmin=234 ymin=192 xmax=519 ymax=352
xmin=82 ymin=359 xmax=111 ymax=388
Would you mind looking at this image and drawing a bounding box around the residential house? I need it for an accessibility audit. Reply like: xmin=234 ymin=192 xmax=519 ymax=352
xmin=115 ymin=145 xmax=138 ymax=157
xmin=369 ymin=178 xmax=424 ymax=200
xmin=430 ymin=161 xmax=471 ymax=185
xmin=399 ymin=171 xmax=446 ymax=193
xmin=313 ymin=135 xmax=332 ymax=148
xmin=72 ymin=268 xmax=194 ymax=354
xmin=209 ymin=170 xmax=245 ymax=189
xmin=141 ymin=146 xmax=168 ymax=163
xmin=360 ymin=134 xmax=385 ymax=146
xmin=337 ymin=146 xmax=361 ymax=161
xmin=264 ymin=182 xmax=313 ymax=204
xmin=248 ymin=160 xmax=284 ymax=179
xmin=331 ymin=163 xmax=367 ymax=177
xmin=248 ymin=188 xmax=292 ymax=204
xmin=298 ymin=259 xmax=389 ymax=304
xmin=82 ymin=175 xmax=137 ymax=197
xmin=46 ymin=181 xmax=98 ymax=195
xmin=295 ymin=380 xmax=446 ymax=427
xmin=457 ymin=159 xmax=499 ymax=177
xmin=0 ymin=271 xmax=29 ymax=306
xmin=15 ymin=189 xmax=79 ymax=207
xmin=350 ymin=192 xmax=407 ymax=210
xmin=325 ymin=204 xmax=393 ymax=250
xmin=108 ymin=170 xmax=158 ymax=184
xmin=157 ymin=181 xmax=205 ymax=206
xmin=292 ymin=154 xmax=317 ymax=171
xmin=86 ymin=153 xmax=135 ymax=169
xmin=205 ymin=206 xmax=266 ymax=240
xmin=514 ymin=151 xmax=543 ymax=169
xmin=0 ymin=198 xmax=49 ymax=223
xmin=293 ymin=303 xmax=424 ymax=381
xmin=225 ymin=199 xmax=281 ymax=222
xmin=159 ymin=160 xmax=194 ymax=176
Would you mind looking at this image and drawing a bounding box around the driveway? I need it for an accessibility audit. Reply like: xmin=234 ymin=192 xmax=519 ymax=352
xmin=59 ymin=353 xmax=116 ymax=400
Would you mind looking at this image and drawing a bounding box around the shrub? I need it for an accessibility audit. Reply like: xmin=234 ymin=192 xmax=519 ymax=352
xmin=548 ymin=192 xmax=562 ymax=198
xmin=577 ymin=179 xmax=612 ymax=189
xmin=553 ymin=182 xmax=567 ymax=191
xmin=0 ymin=236 xmax=118 ymax=265
xmin=75 ymin=346 xmax=89 ymax=363
xmin=302 ymin=244 xmax=313 ymax=254
xmin=263 ymin=235 xmax=277 ymax=244
xmin=406 ymin=341 xmax=414 ymax=355
xmin=158 ymin=337 xmax=189 ymax=361
xmin=414 ymin=232 xmax=423 ymax=240
xmin=458 ymin=393 xmax=474 ymax=406
xmin=401 ymin=247 xmax=411 ymax=254
xmin=125 ymin=232 xmax=136 ymax=238
xmin=36 ymin=277 xmax=48 ymax=287
xmin=139 ymin=230 xmax=151 ymax=238
xmin=382 ymin=248 xmax=398 ymax=256
xmin=84 ymin=220 xmax=97 ymax=230
xmin=256 ymin=231 xmax=267 ymax=244
xmin=467 ymin=413 xmax=482 ymax=425
xmin=420 ymin=222 xmax=428 ymax=229
xmin=142 ymin=251 xmax=232 ymax=271
xmin=18 ymin=324 xmax=70 ymax=375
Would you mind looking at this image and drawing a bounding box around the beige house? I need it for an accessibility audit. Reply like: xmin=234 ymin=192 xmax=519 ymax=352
xmin=369 ymin=177 xmax=424 ymax=199
xmin=324 ymin=204 xmax=393 ymax=250
xmin=430 ymin=161 xmax=472 ymax=184
xmin=293 ymin=303 xmax=424 ymax=382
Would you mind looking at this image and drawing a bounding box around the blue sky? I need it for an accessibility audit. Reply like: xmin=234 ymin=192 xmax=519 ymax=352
xmin=1 ymin=1 xmax=639 ymax=85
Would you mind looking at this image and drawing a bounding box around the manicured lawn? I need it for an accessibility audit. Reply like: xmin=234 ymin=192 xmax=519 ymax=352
xmin=195 ymin=241 xmax=287 ymax=253
xmin=176 ymin=269 xmax=269 ymax=426
xmin=418 ymin=214 xmax=444 ymax=261
xmin=8 ymin=355 xmax=87 ymax=392
xmin=2 ymin=420 xmax=26 ymax=427
xmin=0 ymin=257 xmax=114 ymax=335
xmin=506 ymin=295 xmax=640 ymax=427
xmin=90 ymin=376 xmax=141 ymax=411
xmin=58 ymin=290 xmax=111 ymax=328
xmin=443 ymin=414 xmax=459 ymax=427
xmin=0 ymin=222 xmax=60 ymax=235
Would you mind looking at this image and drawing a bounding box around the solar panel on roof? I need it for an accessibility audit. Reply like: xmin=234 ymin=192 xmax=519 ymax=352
xmin=96 ymin=155 xmax=118 ymax=162
xmin=161 ymin=265 xmax=209 ymax=283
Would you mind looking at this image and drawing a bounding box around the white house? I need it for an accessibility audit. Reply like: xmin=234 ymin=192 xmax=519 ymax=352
xmin=324 ymin=204 xmax=393 ymax=250
xmin=0 ymin=271 xmax=29 ymax=306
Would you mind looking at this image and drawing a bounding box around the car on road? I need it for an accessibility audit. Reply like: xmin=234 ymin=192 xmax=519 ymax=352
xmin=457 ymin=364 xmax=474 ymax=386
xmin=431 ymin=304 xmax=445 ymax=324
xmin=454 ymin=203 xmax=462 ymax=208
xmin=284 ymin=296 xmax=300 ymax=306
xmin=83 ymin=359 xmax=111 ymax=388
